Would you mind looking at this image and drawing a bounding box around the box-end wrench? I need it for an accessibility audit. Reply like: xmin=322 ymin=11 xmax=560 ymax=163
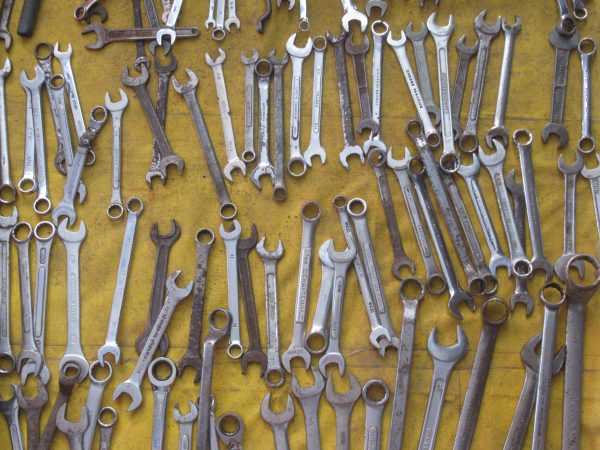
xmin=172 ymin=69 xmax=237 ymax=220
xmin=305 ymin=241 xmax=334 ymax=355
xmin=451 ymin=36 xmax=478 ymax=141
xmin=74 ymin=0 xmax=105 ymax=21
xmin=0 ymin=386 xmax=24 ymax=450
xmin=363 ymin=379 xmax=389 ymax=450
xmin=298 ymin=0 xmax=309 ymax=31
xmin=292 ymin=368 xmax=324 ymax=450
xmin=0 ymin=208 xmax=17 ymax=374
xmin=113 ymin=271 xmax=192 ymax=411
xmin=174 ymin=401 xmax=197 ymax=450
xmin=304 ymin=36 xmax=327 ymax=166
xmin=340 ymin=0 xmax=367 ymax=32
xmin=346 ymin=33 xmax=378 ymax=135
xmin=251 ymin=59 xmax=276 ymax=189
xmin=577 ymin=37 xmax=596 ymax=153
xmin=269 ymin=50 xmax=289 ymax=201
xmin=82 ymin=360 xmax=112 ymax=450
xmin=261 ymin=393 xmax=295 ymax=450
xmin=104 ymin=89 xmax=128 ymax=220
xmin=282 ymin=202 xmax=320 ymax=372
xmin=0 ymin=58 xmax=14 ymax=204
xmin=15 ymin=379 xmax=47 ymax=450
xmin=327 ymin=31 xmax=364 ymax=169
xmin=363 ymin=22 xmax=387 ymax=156
xmin=98 ymin=407 xmax=117 ymax=450
xmin=241 ymin=49 xmax=258 ymax=164
xmin=148 ymin=357 xmax=176 ymax=450
xmin=256 ymin=236 xmax=285 ymax=387
xmin=256 ymin=0 xmax=271 ymax=33
xmin=325 ymin=373 xmax=361 ymax=450
xmin=56 ymin=404 xmax=89 ymax=450
xmin=573 ymin=0 xmax=587 ymax=20
xmin=97 ymin=198 xmax=144 ymax=365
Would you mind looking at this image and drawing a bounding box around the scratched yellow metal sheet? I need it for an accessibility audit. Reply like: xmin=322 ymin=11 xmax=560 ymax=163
xmin=0 ymin=0 xmax=599 ymax=449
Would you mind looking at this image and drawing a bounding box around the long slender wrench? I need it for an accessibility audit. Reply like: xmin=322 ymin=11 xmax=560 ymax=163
xmin=251 ymin=59 xmax=276 ymax=189
xmin=220 ymin=220 xmax=243 ymax=359
xmin=363 ymin=22 xmax=387 ymax=156
xmin=148 ymin=357 xmax=176 ymax=450
xmin=241 ymin=49 xmax=258 ymax=164
xmin=0 ymin=208 xmax=17 ymax=374
xmin=305 ymin=241 xmax=334 ymax=354
xmin=0 ymin=386 xmax=24 ymax=450
xmin=0 ymin=58 xmax=14 ymax=204
xmin=451 ymin=36 xmax=479 ymax=140
xmin=105 ymin=89 xmax=129 ymax=220
xmin=269 ymin=50 xmax=288 ymax=201
xmin=83 ymin=360 xmax=112 ymax=450
xmin=304 ymin=36 xmax=327 ymax=165
xmin=577 ymin=38 xmax=596 ymax=153
xmin=18 ymin=70 xmax=36 ymax=195
xmin=292 ymin=368 xmax=324 ymax=450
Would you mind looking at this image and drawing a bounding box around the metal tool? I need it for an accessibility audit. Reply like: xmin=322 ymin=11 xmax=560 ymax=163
xmin=148 ymin=357 xmax=176 ymax=450
xmin=104 ymin=89 xmax=128 ymax=220
xmin=418 ymin=326 xmax=468 ymax=450
xmin=212 ymin=0 xmax=226 ymax=41
xmin=256 ymin=0 xmax=271 ymax=33
xmin=132 ymin=0 xmax=150 ymax=67
xmin=556 ymin=0 xmax=576 ymax=34
xmin=0 ymin=58 xmax=14 ymax=204
xmin=74 ymin=0 xmax=104 ymax=21
xmin=15 ymin=379 xmax=47 ymax=449
xmin=365 ymin=0 xmax=387 ymax=16
xmin=216 ymin=412 xmax=244 ymax=449
xmin=82 ymin=360 xmax=112 ymax=450
xmin=451 ymin=35 xmax=478 ymax=140
xmin=219 ymin=220 xmax=243 ymax=358
xmin=251 ymin=59 xmax=276 ymax=189
xmin=0 ymin=208 xmax=16 ymax=374
xmin=572 ymin=0 xmax=587 ymax=20
xmin=82 ymin=24 xmax=199 ymax=50
xmin=225 ymin=0 xmax=240 ymax=32
xmin=156 ymin=0 xmax=184 ymax=45
xmin=581 ymin=154 xmax=600 ymax=241
xmin=18 ymin=69 xmax=36 ymax=195
xmin=98 ymin=407 xmax=117 ymax=450
xmin=305 ymin=36 xmax=327 ymax=165
xmin=269 ymin=50 xmax=289 ymax=201
xmin=292 ymin=368 xmax=324 ymax=450
xmin=241 ymin=49 xmax=258 ymax=164
xmin=0 ymin=0 xmax=14 ymax=49
xmin=305 ymin=241 xmax=334 ymax=354
xmin=325 ymin=373 xmax=361 ymax=450
xmin=362 ymin=379 xmax=389 ymax=450
xmin=98 ymin=198 xmax=144 ymax=365
xmin=577 ymin=37 xmax=596 ymax=153
xmin=346 ymin=33 xmax=377 ymax=135
xmin=174 ymin=401 xmax=197 ymax=450
xmin=17 ymin=0 xmax=41 ymax=38
xmin=0 ymin=386 xmax=24 ymax=450
xmin=56 ymin=404 xmax=89 ymax=450
xmin=339 ymin=0 xmax=367 ymax=32
xmin=261 ymin=393 xmax=295 ymax=450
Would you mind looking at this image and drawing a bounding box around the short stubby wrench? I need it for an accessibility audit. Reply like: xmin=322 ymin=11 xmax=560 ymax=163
xmin=261 ymin=393 xmax=295 ymax=450
xmin=98 ymin=198 xmax=144 ymax=365
xmin=325 ymin=373 xmax=361 ymax=450
xmin=256 ymin=236 xmax=285 ymax=387
xmin=0 ymin=208 xmax=17 ymax=374
xmin=577 ymin=37 xmax=596 ymax=153
xmin=418 ymin=326 xmax=468 ymax=450
xmin=216 ymin=412 xmax=244 ymax=449
xmin=292 ymin=368 xmax=324 ymax=450
xmin=362 ymin=379 xmax=389 ymax=450
xmin=148 ymin=357 xmax=176 ymax=450
xmin=282 ymin=202 xmax=321 ymax=372
xmin=581 ymin=153 xmax=600 ymax=241
xmin=82 ymin=360 xmax=112 ymax=450
xmin=113 ymin=271 xmax=192 ymax=411
xmin=15 ymin=379 xmax=48 ymax=450
xmin=174 ymin=401 xmax=197 ymax=450
xmin=56 ymin=404 xmax=89 ymax=450
xmin=285 ymin=33 xmax=312 ymax=177
xmin=98 ymin=407 xmax=117 ymax=450
xmin=251 ymin=59 xmax=276 ymax=189
xmin=451 ymin=36 xmax=479 ymax=140
xmin=269 ymin=50 xmax=289 ymax=201
xmin=241 ymin=49 xmax=258 ymax=164
xmin=0 ymin=386 xmax=24 ymax=450
xmin=206 ymin=49 xmax=246 ymax=181
xmin=304 ymin=36 xmax=327 ymax=166
xmin=305 ymin=241 xmax=334 ymax=354
xmin=541 ymin=26 xmax=579 ymax=149
xmin=0 ymin=58 xmax=14 ymax=204
xmin=340 ymin=0 xmax=367 ymax=32
xmin=156 ymin=0 xmax=183 ymax=45
xmin=104 ymin=89 xmax=129 ymax=220
xmin=346 ymin=33 xmax=377 ymax=135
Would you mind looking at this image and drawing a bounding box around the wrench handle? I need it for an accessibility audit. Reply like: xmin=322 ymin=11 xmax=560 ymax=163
xmin=504 ymin=371 xmax=537 ymax=450
xmin=418 ymin=368 xmax=451 ymax=450
xmin=238 ymin=250 xmax=262 ymax=349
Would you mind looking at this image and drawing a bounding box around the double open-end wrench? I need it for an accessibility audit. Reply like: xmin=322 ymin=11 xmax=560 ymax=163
xmin=305 ymin=36 xmax=327 ymax=165
xmin=292 ymin=368 xmax=324 ymax=450
xmin=0 ymin=58 xmax=14 ymax=204
xmin=220 ymin=220 xmax=243 ymax=359
xmin=241 ymin=49 xmax=258 ymax=164
xmin=251 ymin=59 xmax=276 ymax=189
xmin=216 ymin=412 xmax=244 ymax=449
xmin=98 ymin=198 xmax=144 ymax=365
xmin=577 ymin=37 xmax=596 ymax=153
xmin=256 ymin=236 xmax=285 ymax=387
xmin=113 ymin=271 xmax=192 ymax=411
xmin=363 ymin=379 xmax=389 ymax=450
xmin=427 ymin=13 xmax=460 ymax=173
xmin=15 ymin=379 xmax=47 ymax=450
xmin=363 ymin=22 xmax=387 ymax=156
xmin=178 ymin=228 xmax=214 ymax=382
xmin=326 ymin=373 xmax=361 ymax=450
xmin=261 ymin=393 xmax=294 ymax=450
xmin=406 ymin=22 xmax=441 ymax=125
xmin=56 ymin=404 xmax=89 ymax=450
xmin=486 ymin=17 xmax=522 ymax=147
xmin=148 ymin=357 xmax=176 ymax=450
xmin=454 ymin=298 xmax=509 ymax=449
xmin=387 ymin=277 xmax=425 ymax=449
xmin=135 ymin=220 xmax=180 ymax=355
xmin=82 ymin=24 xmax=199 ymax=50
xmin=269 ymin=50 xmax=289 ymax=201
xmin=98 ymin=407 xmax=117 ymax=450
xmin=82 ymin=360 xmax=112 ymax=450
xmin=0 ymin=0 xmax=14 ymax=49
xmin=0 ymin=208 xmax=17 ymax=374
xmin=459 ymin=10 xmax=501 ymax=153
xmin=305 ymin=241 xmax=334 ymax=354
xmin=581 ymin=154 xmax=600 ymax=241
xmin=282 ymin=202 xmax=320 ymax=372
xmin=206 ymin=49 xmax=246 ymax=181
xmin=174 ymin=401 xmax=197 ymax=450
xmin=328 ymin=31 xmax=364 ymax=168
xmin=542 ymin=26 xmax=579 ymax=148
xmin=346 ymin=34 xmax=378 ymax=135
xmin=340 ymin=0 xmax=367 ymax=32
xmin=0 ymin=386 xmax=24 ymax=450
xmin=418 ymin=326 xmax=468 ymax=450
xmin=104 ymin=89 xmax=128 ymax=220
xmin=156 ymin=0 xmax=183 ymax=45
xmin=172 ymin=69 xmax=237 ymax=220
xmin=451 ymin=36 xmax=479 ymax=140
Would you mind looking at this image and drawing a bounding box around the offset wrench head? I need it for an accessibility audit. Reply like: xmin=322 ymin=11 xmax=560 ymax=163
xmin=172 ymin=68 xmax=199 ymax=94
xmin=365 ymin=0 xmax=387 ymax=17
xmin=427 ymin=325 xmax=468 ymax=364
xmin=260 ymin=392 xmax=295 ymax=425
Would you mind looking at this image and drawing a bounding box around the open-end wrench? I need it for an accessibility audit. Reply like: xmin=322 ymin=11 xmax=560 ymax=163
xmin=82 ymin=360 xmax=112 ymax=450
xmin=542 ymin=26 xmax=579 ymax=149
xmin=220 ymin=220 xmax=243 ymax=359
xmin=269 ymin=50 xmax=289 ymax=201
xmin=365 ymin=0 xmax=387 ymax=16
xmin=451 ymin=36 xmax=478 ymax=141
xmin=325 ymin=373 xmax=361 ymax=450
xmin=340 ymin=0 xmax=367 ymax=32
xmin=135 ymin=221 xmax=180 ymax=356
xmin=178 ymin=228 xmax=214 ymax=382
xmin=206 ymin=49 xmax=246 ymax=181
xmin=305 ymin=36 xmax=327 ymax=166
xmin=0 ymin=386 xmax=24 ymax=450
xmin=318 ymin=240 xmax=355 ymax=376
xmin=148 ymin=357 xmax=176 ymax=450
xmin=98 ymin=198 xmax=144 ymax=365
xmin=406 ymin=22 xmax=441 ymax=125
xmin=286 ymin=33 xmax=312 ymax=177
xmin=459 ymin=11 xmax=501 ymax=153
xmin=251 ymin=59 xmax=276 ymax=189
xmin=224 ymin=0 xmax=240 ymax=32
xmin=363 ymin=21 xmax=387 ymax=156
xmin=556 ymin=0 xmax=576 ymax=34
xmin=363 ymin=379 xmax=389 ymax=450
xmin=15 ymin=379 xmax=47 ymax=449
xmin=292 ymin=368 xmax=324 ymax=450
xmin=174 ymin=401 xmax=197 ymax=450
xmin=453 ymin=298 xmax=509 ymax=449
xmin=327 ymin=31 xmax=364 ymax=169
xmin=82 ymin=24 xmax=199 ymax=50
xmin=577 ymin=37 xmax=596 ymax=153
xmin=282 ymin=202 xmax=321 ymax=372
xmin=0 ymin=0 xmax=14 ymax=49
xmin=261 ymin=393 xmax=294 ymax=450
xmin=256 ymin=236 xmax=285 ymax=387
xmin=156 ymin=0 xmax=183 ymax=45
xmin=581 ymin=154 xmax=600 ymax=241
xmin=0 ymin=58 xmax=14 ymax=204
xmin=196 ymin=309 xmax=231 ymax=449
xmin=346 ymin=33 xmax=378 ymax=135
xmin=113 ymin=271 xmax=192 ymax=411
xmin=104 ymin=89 xmax=128 ymax=220
xmin=387 ymin=277 xmax=425 ymax=449
xmin=387 ymin=30 xmax=440 ymax=147
xmin=56 ymin=404 xmax=89 ymax=450
xmin=486 ymin=17 xmax=522 ymax=148
xmin=418 ymin=326 xmax=468 ymax=450
xmin=305 ymin=241 xmax=334 ymax=354
xmin=205 ymin=0 xmax=216 ymax=28
xmin=241 ymin=49 xmax=258 ymax=164
xmin=238 ymin=225 xmax=268 ymax=374
xmin=172 ymin=69 xmax=237 ymax=220
xmin=98 ymin=407 xmax=117 ymax=450
xmin=216 ymin=412 xmax=244 ymax=449
xmin=0 ymin=208 xmax=17 ymax=374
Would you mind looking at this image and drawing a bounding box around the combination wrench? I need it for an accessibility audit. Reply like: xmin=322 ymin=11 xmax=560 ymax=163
xmin=269 ymin=50 xmax=289 ymax=201
xmin=0 ymin=386 xmax=24 ymax=450
xmin=82 ymin=360 xmax=113 ymax=450
xmin=251 ymin=59 xmax=276 ymax=189
xmin=216 ymin=412 xmax=245 ymax=449
xmin=451 ymin=36 xmax=479 ymax=140
xmin=104 ymin=89 xmax=129 ymax=220
xmin=339 ymin=0 xmax=367 ymax=32
xmin=174 ymin=401 xmax=197 ymax=450
xmin=15 ymin=370 xmax=48 ymax=449
xmin=148 ymin=357 xmax=176 ymax=450
xmin=292 ymin=368 xmax=324 ymax=450
xmin=0 ymin=57 xmax=14 ymax=204
xmin=346 ymin=33 xmax=378 ymax=135
xmin=305 ymin=241 xmax=334 ymax=354
xmin=241 ymin=49 xmax=258 ymax=164
xmin=304 ymin=36 xmax=327 ymax=166
xmin=261 ymin=393 xmax=295 ymax=450
xmin=0 ymin=208 xmax=17 ymax=374
xmin=362 ymin=379 xmax=389 ymax=450
xmin=224 ymin=0 xmax=240 ymax=32
xmin=212 ymin=0 xmax=226 ymax=41
xmin=363 ymin=22 xmax=387 ymax=156
xmin=577 ymin=37 xmax=596 ymax=153
xmin=325 ymin=373 xmax=361 ymax=450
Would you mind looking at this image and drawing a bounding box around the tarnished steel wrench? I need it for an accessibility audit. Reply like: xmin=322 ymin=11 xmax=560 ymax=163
xmin=148 ymin=357 xmax=176 ymax=450
xmin=0 ymin=0 xmax=14 ymax=49
xmin=326 ymin=373 xmax=361 ymax=450
xmin=453 ymin=298 xmax=509 ymax=449
xmin=135 ymin=220 xmax=180 ymax=356
xmin=172 ymin=69 xmax=237 ymax=220
xmin=562 ymin=255 xmax=600 ymax=449
xmin=292 ymin=368 xmax=324 ymax=450
xmin=305 ymin=241 xmax=334 ymax=355
xmin=81 ymin=25 xmax=201 ymax=51
xmin=305 ymin=36 xmax=328 ymax=165
xmin=387 ymin=149 xmax=447 ymax=294
xmin=156 ymin=0 xmax=184 ymax=46
xmin=144 ymin=0 xmax=172 ymax=54
xmin=269 ymin=50 xmax=289 ymax=201
xmin=241 ymin=49 xmax=258 ymax=164
xmin=261 ymin=393 xmax=294 ymax=450
xmin=328 ymin=31 xmax=364 ymax=168
xmin=105 ymin=90 xmax=129 ymax=220
xmin=387 ymin=278 xmax=424 ymax=449
xmin=577 ymin=38 xmax=596 ymax=153
xmin=0 ymin=386 xmax=24 ymax=450
xmin=98 ymin=407 xmax=117 ymax=450
xmin=132 ymin=0 xmax=150 ymax=68
xmin=216 ymin=412 xmax=244 ymax=449
xmin=0 ymin=208 xmax=17 ymax=374
xmin=363 ymin=22 xmax=387 ymax=156
xmin=346 ymin=34 xmax=377 ymax=135
xmin=362 ymin=379 xmax=389 ymax=450
xmin=177 ymin=228 xmax=214 ymax=382
xmin=459 ymin=11 xmax=501 ymax=153
xmin=0 ymin=58 xmax=14 ymax=204
xmin=82 ymin=360 xmax=112 ymax=450
xmin=97 ymin=198 xmax=144 ymax=365
xmin=113 ymin=271 xmax=192 ymax=412
xmin=339 ymin=0 xmax=367 ymax=32
xmin=251 ymin=59 xmax=276 ymax=189
xmin=256 ymin=0 xmax=271 ymax=33
xmin=541 ymin=26 xmax=579 ymax=149
xmin=56 ymin=404 xmax=89 ymax=450
xmin=174 ymin=401 xmax=197 ymax=450
xmin=196 ymin=309 xmax=231 ymax=450
xmin=451 ymin=36 xmax=478 ymax=140
xmin=15 ymin=379 xmax=47 ymax=449
xmin=74 ymin=0 xmax=102 ymax=21
xmin=367 ymin=149 xmax=415 ymax=279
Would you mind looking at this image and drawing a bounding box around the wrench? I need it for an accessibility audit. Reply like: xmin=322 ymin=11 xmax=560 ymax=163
xmin=363 ymin=22 xmax=387 ymax=156
xmin=56 ymin=404 xmax=88 ymax=450
xmin=74 ymin=0 xmax=104 ymax=21
xmin=216 ymin=412 xmax=244 ymax=449
xmin=328 ymin=31 xmax=364 ymax=168
xmin=418 ymin=326 xmax=468 ymax=450
xmin=220 ymin=220 xmax=243 ymax=359
xmin=174 ymin=401 xmax=197 ymax=450
xmin=305 ymin=36 xmax=327 ymax=165
xmin=339 ymin=0 xmax=367 ymax=32
xmin=251 ymin=59 xmax=276 ymax=189
xmin=0 ymin=0 xmax=14 ymax=49
xmin=82 ymin=24 xmax=199 ymax=50
xmin=387 ymin=277 xmax=425 ymax=449
xmin=82 ymin=360 xmax=112 ymax=450
xmin=292 ymin=368 xmax=324 ymax=450
xmin=269 ymin=49 xmax=289 ymax=201
xmin=205 ymin=0 xmax=216 ymax=28
xmin=0 ymin=208 xmax=16 ymax=374
xmin=156 ymin=0 xmax=183 ymax=45
xmin=224 ymin=0 xmax=240 ymax=32
xmin=298 ymin=0 xmax=309 ymax=31
xmin=363 ymin=379 xmax=389 ymax=450
xmin=459 ymin=10 xmax=501 ymax=153
xmin=206 ymin=49 xmax=246 ymax=181
xmin=98 ymin=407 xmax=117 ymax=450
xmin=15 ymin=379 xmax=47 ymax=449
xmin=148 ymin=357 xmax=176 ymax=450
xmin=178 ymin=228 xmax=214 ymax=381
xmin=572 ymin=0 xmax=587 ymax=20
xmin=256 ymin=0 xmax=271 ymax=33
xmin=346 ymin=34 xmax=378 ymax=135
xmin=0 ymin=58 xmax=14 ymax=204
xmin=104 ymin=89 xmax=129 ymax=220
xmin=282 ymin=202 xmax=321 ymax=372
xmin=556 ymin=0 xmax=576 ymax=34
xmin=453 ymin=298 xmax=509 ymax=449
xmin=113 ymin=271 xmax=192 ymax=411
xmin=241 ymin=49 xmax=258 ymax=164
xmin=305 ymin=241 xmax=334 ymax=354
xmin=132 ymin=0 xmax=150 ymax=68
xmin=451 ymin=36 xmax=479 ymax=140
xmin=261 ymin=393 xmax=295 ymax=450
xmin=486 ymin=17 xmax=522 ymax=148
xmin=212 ymin=0 xmax=226 ymax=41
xmin=541 ymin=26 xmax=579 ymax=149
xmin=172 ymin=69 xmax=237 ymax=220
xmin=325 ymin=373 xmax=361 ymax=450
xmin=365 ymin=0 xmax=387 ymax=16
xmin=98 ymin=198 xmax=144 ymax=365
xmin=581 ymin=154 xmax=600 ymax=241
xmin=0 ymin=386 xmax=24 ymax=450
xmin=577 ymin=37 xmax=596 ymax=153
xmin=256 ymin=236 xmax=285 ymax=387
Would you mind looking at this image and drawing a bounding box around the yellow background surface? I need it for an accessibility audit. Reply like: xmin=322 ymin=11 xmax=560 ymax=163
xmin=1 ymin=0 xmax=599 ymax=449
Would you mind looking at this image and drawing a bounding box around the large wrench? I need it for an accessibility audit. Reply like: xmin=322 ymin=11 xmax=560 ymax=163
xmin=241 ymin=49 xmax=258 ymax=164
xmin=304 ymin=36 xmax=327 ymax=166
xmin=577 ymin=37 xmax=596 ymax=153
xmin=0 ymin=208 xmax=17 ymax=374
xmin=82 ymin=24 xmax=199 ymax=50
xmin=363 ymin=22 xmax=387 ymax=156
xmin=104 ymin=89 xmax=129 ymax=220
xmin=0 ymin=58 xmax=14 ymax=204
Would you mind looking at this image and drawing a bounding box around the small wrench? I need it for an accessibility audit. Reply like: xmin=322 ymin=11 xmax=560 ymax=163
xmin=148 ymin=357 xmax=176 ymax=450
xmin=362 ymin=379 xmax=389 ymax=450
xmin=82 ymin=360 xmax=112 ymax=450
xmin=104 ymin=89 xmax=129 ymax=220
xmin=261 ymin=393 xmax=295 ymax=450
xmin=451 ymin=36 xmax=479 ymax=141
xmin=241 ymin=49 xmax=258 ymax=164
xmin=174 ymin=401 xmax=197 ymax=450
xmin=304 ymin=36 xmax=327 ymax=166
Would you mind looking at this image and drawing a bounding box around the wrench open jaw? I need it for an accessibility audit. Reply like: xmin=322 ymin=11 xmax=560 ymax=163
xmin=277 ymin=0 xmax=296 ymax=10
xmin=365 ymin=0 xmax=387 ymax=17
xmin=261 ymin=392 xmax=295 ymax=447
xmin=15 ymin=380 xmax=48 ymax=450
xmin=341 ymin=5 xmax=368 ymax=32
xmin=339 ymin=144 xmax=365 ymax=168
xmin=56 ymin=404 xmax=89 ymax=448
